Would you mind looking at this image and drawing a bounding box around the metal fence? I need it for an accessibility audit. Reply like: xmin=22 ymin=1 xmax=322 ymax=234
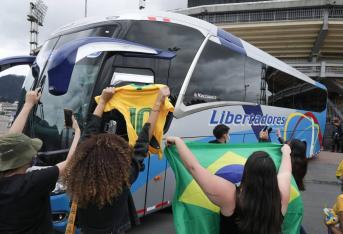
xmin=188 ymin=0 xmax=269 ymax=8
xmin=289 ymin=62 xmax=343 ymax=78
xmin=194 ymin=7 xmax=343 ymax=24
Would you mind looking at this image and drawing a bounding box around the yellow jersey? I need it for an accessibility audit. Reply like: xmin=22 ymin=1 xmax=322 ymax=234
xmin=334 ymin=194 xmax=343 ymax=214
xmin=95 ymin=84 xmax=174 ymax=158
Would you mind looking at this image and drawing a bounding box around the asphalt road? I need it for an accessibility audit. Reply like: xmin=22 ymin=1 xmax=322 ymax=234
xmin=129 ymin=151 xmax=342 ymax=234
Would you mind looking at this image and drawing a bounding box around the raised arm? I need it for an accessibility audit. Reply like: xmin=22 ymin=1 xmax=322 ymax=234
xmin=277 ymin=144 xmax=292 ymax=215
xmin=166 ymin=136 xmax=236 ymax=216
xmin=147 ymin=86 xmax=170 ymax=141
xmin=131 ymin=87 xmax=171 ymax=174
xmin=81 ymin=87 xmax=115 ymax=139
xmin=94 ymin=87 xmax=115 ymax=118
xmin=56 ymin=116 xmax=80 ymax=176
xmin=276 ymin=128 xmax=285 ymax=144
xmin=9 ymin=88 xmax=41 ymax=134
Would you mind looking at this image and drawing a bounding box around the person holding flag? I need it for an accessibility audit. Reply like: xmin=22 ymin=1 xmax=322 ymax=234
xmin=166 ymin=136 xmax=292 ymax=234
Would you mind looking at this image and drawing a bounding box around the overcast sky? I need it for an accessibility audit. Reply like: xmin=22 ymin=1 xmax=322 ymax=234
xmin=0 ymin=0 xmax=187 ymax=60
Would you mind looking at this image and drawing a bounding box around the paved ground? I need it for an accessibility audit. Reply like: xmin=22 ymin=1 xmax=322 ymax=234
xmin=129 ymin=151 xmax=342 ymax=234
xmin=302 ymin=152 xmax=342 ymax=233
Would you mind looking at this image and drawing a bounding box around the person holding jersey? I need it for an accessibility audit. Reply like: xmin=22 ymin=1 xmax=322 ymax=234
xmin=166 ymin=136 xmax=292 ymax=234
xmin=63 ymin=86 xmax=170 ymax=234
xmin=0 ymin=89 xmax=80 ymax=234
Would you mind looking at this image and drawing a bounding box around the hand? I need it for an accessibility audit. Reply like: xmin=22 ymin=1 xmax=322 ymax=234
xmin=100 ymin=87 xmax=115 ymax=104
xmin=276 ymin=128 xmax=281 ymax=138
xmin=157 ymin=86 xmax=170 ymax=102
xmin=25 ymin=88 xmax=41 ymax=107
xmin=71 ymin=115 xmax=80 ymax=133
xmin=281 ymin=144 xmax=291 ymax=156
xmin=159 ymin=86 xmax=170 ymax=98
xmin=166 ymin=136 xmax=181 ymax=147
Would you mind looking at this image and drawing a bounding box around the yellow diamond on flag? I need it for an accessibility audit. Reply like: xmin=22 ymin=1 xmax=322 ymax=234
xmin=179 ymin=151 xmax=246 ymax=213
xmin=179 ymin=151 xmax=300 ymax=213
xmin=290 ymin=184 xmax=300 ymax=203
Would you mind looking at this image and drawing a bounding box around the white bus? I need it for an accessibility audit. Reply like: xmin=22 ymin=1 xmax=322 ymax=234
xmin=0 ymin=10 xmax=327 ymax=232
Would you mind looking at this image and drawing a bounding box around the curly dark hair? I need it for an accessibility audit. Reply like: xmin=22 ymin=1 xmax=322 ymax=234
xmin=63 ymin=133 xmax=133 ymax=208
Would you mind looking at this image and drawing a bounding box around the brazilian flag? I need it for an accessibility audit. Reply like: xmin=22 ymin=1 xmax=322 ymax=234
xmin=165 ymin=142 xmax=303 ymax=234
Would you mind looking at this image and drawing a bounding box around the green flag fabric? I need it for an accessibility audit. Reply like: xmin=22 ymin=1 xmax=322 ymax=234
xmin=165 ymin=142 xmax=303 ymax=234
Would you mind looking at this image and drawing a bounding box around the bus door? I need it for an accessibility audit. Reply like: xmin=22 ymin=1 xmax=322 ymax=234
xmin=95 ymin=52 xmax=174 ymax=215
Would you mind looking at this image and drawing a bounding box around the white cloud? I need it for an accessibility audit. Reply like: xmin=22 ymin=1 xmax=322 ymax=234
xmin=0 ymin=0 xmax=187 ymax=59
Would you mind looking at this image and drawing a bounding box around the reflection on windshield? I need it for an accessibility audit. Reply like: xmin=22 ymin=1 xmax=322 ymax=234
xmin=31 ymin=25 xmax=118 ymax=152
xmin=35 ymin=38 xmax=59 ymax=74
xmin=34 ymin=57 xmax=101 ymax=151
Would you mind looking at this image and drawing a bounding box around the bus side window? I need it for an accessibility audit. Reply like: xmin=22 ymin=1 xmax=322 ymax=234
xmin=244 ymin=58 xmax=268 ymax=104
xmin=184 ymin=39 xmax=245 ymax=106
xmin=266 ymin=67 xmax=327 ymax=112
xmin=0 ymin=65 xmax=31 ymax=132
xmin=111 ymin=55 xmax=168 ymax=85
xmin=124 ymin=21 xmax=205 ymax=104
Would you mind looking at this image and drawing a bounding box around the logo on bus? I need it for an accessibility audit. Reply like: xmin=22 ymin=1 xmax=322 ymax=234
xmin=209 ymin=110 xmax=286 ymax=126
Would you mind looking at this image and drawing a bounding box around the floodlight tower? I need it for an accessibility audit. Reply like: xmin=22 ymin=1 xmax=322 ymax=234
xmin=27 ymin=0 xmax=47 ymax=55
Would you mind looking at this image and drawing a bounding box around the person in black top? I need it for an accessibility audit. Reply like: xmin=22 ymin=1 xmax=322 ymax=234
xmin=63 ymin=86 xmax=170 ymax=234
xmin=166 ymin=136 xmax=292 ymax=234
xmin=332 ymin=117 xmax=342 ymax=152
xmin=0 ymin=89 xmax=81 ymax=234
xmin=209 ymin=124 xmax=230 ymax=144
xmin=276 ymin=128 xmax=308 ymax=234
xmin=276 ymin=129 xmax=308 ymax=191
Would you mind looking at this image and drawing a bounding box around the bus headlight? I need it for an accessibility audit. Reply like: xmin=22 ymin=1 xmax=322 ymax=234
xmin=52 ymin=181 xmax=66 ymax=195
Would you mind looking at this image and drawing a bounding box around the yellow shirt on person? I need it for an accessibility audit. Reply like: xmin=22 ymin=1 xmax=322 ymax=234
xmin=333 ymin=194 xmax=343 ymax=214
xmin=336 ymin=160 xmax=343 ymax=179
xmin=95 ymin=84 xmax=174 ymax=159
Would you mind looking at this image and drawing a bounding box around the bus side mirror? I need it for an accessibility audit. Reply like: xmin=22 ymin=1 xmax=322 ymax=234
xmin=47 ymin=36 xmax=175 ymax=96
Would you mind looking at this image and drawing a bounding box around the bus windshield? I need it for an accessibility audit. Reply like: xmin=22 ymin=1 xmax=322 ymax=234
xmin=31 ymin=25 xmax=118 ymax=152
